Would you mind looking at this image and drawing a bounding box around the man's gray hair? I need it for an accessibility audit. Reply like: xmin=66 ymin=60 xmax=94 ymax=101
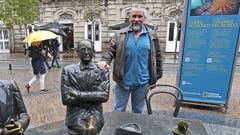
xmin=130 ymin=3 xmax=148 ymax=17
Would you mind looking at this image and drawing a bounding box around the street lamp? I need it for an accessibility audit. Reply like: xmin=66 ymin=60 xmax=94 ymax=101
xmin=173 ymin=0 xmax=182 ymax=61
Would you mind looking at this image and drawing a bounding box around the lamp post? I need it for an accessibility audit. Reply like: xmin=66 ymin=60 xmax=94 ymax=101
xmin=173 ymin=1 xmax=182 ymax=61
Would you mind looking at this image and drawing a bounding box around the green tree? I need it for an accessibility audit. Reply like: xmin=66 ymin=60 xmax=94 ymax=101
xmin=83 ymin=0 xmax=103 ymax=23
xmin=82 ymin=0 xmax=104 ymax=42
xmin=0 ymin=0 xmax=39 ymax=27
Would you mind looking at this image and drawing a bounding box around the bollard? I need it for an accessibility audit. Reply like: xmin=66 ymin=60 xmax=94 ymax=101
xmin=9 ymin=64 xmax=12 ymax=70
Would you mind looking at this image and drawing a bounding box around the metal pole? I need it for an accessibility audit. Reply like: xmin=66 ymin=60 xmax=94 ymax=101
xmin=9 ymin=64 xmax=12 ymax=70
xmin=174 ymin=22 xmax=180 ymax=61
xmin=174 ymin=1 xmax=182 ymax=61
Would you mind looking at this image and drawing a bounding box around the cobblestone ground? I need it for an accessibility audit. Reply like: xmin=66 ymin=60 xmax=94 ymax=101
xmin=1 ymin=67 xmax=240 ymax=128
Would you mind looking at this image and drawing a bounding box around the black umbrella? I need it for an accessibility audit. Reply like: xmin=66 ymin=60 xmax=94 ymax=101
xmin=46 ymin=28 xmax=67 ymax=37
xmin=108 ymin=22 xmax=158 ymax=31
xmin=37 ymin=22 xmax=67 ymax=30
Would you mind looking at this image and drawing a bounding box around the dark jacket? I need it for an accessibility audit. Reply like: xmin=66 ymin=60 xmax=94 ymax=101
xmin=50 ymin=39 xmax=59 ymax=56
xmin=102 ymin=25 xmax=163 ymax=85
xmin=61 ymin=62 xmax=110 ymax=131
xmin=0 ymin=80 xmax=30 ymax=134
xmin=28 ymin=46 xmax=46 ymax=75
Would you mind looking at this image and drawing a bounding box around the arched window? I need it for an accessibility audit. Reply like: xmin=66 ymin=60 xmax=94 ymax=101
xmin=59 ymin=13 xmax=74 ymax=21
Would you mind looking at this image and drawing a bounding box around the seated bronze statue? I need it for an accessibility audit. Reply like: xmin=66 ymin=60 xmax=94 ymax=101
xmin=61 ymin=39 xmax=110 ymax=135
xmin=0 ymin=80 xmax=30 ymax=135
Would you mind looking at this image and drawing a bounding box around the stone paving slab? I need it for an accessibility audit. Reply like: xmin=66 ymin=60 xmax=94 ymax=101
xmin=204 ymin=123 xmax=240 ymax=135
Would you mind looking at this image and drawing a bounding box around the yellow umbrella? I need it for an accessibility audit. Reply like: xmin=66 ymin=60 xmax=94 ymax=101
xmin=31 ymin=41 xmax=41 ymax=46
xmin=23 ymin=30 xmax=58 ymax=44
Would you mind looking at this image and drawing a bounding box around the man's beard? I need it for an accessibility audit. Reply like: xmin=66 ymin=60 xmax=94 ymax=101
xmin=131 ymin=23 xmax=142 ymax=32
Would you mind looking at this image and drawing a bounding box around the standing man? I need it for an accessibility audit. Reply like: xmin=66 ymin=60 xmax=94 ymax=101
xmin=61 ymin=39 xmax=110 ymax=135
xmin=50 ymin=38 xmax=60 ymax=68
xmin=97 ymin=4 xmax=163 ymax=113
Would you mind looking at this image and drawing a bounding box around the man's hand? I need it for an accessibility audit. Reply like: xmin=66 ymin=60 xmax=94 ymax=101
xmin=68 ymin=89 xmax=79 ymax=97
xmin=97 ymin=61 xmax=109 ymax=69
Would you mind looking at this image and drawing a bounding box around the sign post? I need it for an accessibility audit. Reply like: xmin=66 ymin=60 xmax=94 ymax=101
xmin=177 ymin=0 xmax=240 ymax=111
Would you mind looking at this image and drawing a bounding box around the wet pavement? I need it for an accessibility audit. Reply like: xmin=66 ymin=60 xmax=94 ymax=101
xmin=1 ymin=52 xmax=240 ymax=135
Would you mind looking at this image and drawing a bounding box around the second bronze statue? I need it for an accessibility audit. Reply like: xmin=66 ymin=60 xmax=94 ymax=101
xmin=61 ymin=39 xmax=110 ymax=135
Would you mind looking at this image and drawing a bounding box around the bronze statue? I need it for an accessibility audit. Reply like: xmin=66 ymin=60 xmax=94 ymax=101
xmin=61 ymin=39 xmax=110 ymax=135
xmin=0 ymin=80 xmax=30 ymax=135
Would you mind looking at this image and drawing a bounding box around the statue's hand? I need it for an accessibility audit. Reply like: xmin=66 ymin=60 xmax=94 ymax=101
xmin=2 ymin=127 xmax=23 ymax=135
xmin=68 ymin=89 xmax=79 ymax=97
xmin=3 ymin=120 xmax=23 ymax=135
xmin=85 ymin=115 xmax=97 ymax=135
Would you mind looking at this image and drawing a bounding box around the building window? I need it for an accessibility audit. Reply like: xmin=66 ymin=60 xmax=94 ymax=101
xmin=168 ymin=23 xmax=175 ymax=41
xmin=95 ymin=24 xmax=99 ymax=41
xmin=0 ymin=29 xmax=10 ymax=52
xmin=87 ymin=24 xmax=92 ymax=40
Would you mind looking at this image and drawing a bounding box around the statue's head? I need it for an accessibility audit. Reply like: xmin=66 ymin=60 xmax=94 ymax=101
xmin=77 ymin=39 xmax=95 ymax=64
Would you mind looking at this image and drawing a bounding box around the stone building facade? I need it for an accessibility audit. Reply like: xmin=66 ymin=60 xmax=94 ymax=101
xmin=0 ymin=0 xmax=183 ymax=53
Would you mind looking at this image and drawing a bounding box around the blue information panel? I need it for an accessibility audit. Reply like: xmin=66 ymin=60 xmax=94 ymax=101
xmin=178 ymin=0 xmax=240 ymax=105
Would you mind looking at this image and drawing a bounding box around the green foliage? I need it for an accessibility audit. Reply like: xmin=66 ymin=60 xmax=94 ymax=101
xmin=0 ymin=0 xmax=40 ymax=27
xmin=82 ymin=0 xmax=103 ymax=23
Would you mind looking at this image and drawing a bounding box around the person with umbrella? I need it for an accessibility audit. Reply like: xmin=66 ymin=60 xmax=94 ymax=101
xmin=50 ymin=38 xmax=61 ymax=68
xmin=23 ymin=30 xmax=57 ymax=93
xmin=25 ymin=42 xmax=48 ymax=93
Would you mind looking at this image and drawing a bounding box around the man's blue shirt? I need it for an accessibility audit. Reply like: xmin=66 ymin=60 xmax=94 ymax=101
xmin=123 ymin=26 xmax=150 ymax=86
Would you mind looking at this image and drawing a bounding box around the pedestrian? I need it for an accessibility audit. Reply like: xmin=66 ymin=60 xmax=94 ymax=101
xmin=50 ymin=38 xmax=60 ymax=68
xmin=97 ymin=4 xmax=163 ymax=113
xmin=61 ymin=39 xmax=110 ymax=135
xmin=0 ymin=80 xmax=30 ymax=135
xmin=41 ymin=40 xmax=52 ymax=70
xmin=23 ymin=43 xmax=29 ymax=56
xmin=25 ymin=42 xmax=48 ymax=93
